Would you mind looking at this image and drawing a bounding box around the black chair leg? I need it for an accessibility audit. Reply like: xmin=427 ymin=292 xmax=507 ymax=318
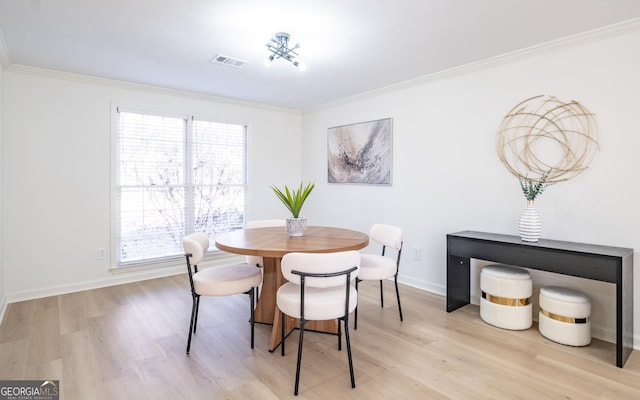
xmin=394 ymin=275 xmax=403 ymax=321
xmin=186 ymin=294 xmax=198 ymax=354
xmin=354 ymin=279 xmax=360 ymax=330
xmin=281 ymin=312 xmax=286 ymax=356
xmin=338 ymin=317 xmax=342 ymax=351
xmin=379 ymin=280 xmax=384 ymax=307
xmin=294 ymin=319 xmax=306 ymax=396
xmin=343 ymin=317 xmax=356 ymax=389
xmin=255 ymin=264 xmax=262 ymax=306
xmin=193 ymin=296 xmax=200 ymax=333
xmin=249 ymin=288 xmax=255 ymax=349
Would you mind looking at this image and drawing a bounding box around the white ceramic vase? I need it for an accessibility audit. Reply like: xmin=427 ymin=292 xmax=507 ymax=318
xmin=519 ymin=200 xmax=542 ymax=242
xmin=286 ymin=217 xmax=307 ymax=236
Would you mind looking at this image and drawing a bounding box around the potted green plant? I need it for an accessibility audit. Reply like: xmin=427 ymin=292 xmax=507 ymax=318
xmin=271 ymin=182 xmax=315 ymax=236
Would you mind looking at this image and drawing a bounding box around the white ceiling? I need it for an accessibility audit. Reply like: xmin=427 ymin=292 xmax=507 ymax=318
xmin=1 ymin=0 xmax=640 ymax=110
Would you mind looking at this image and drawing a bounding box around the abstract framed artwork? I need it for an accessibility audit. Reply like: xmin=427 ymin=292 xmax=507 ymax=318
xmin=327 ymin=118 xmax=392 ymax=185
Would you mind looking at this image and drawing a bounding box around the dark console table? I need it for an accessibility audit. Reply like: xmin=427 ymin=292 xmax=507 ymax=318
xmin=446 ymin=230 xmax=633 ymax=368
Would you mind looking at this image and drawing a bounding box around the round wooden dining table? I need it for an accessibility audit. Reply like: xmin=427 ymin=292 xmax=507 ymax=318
xmin=215 ymin=226 xmax=369 ymax=352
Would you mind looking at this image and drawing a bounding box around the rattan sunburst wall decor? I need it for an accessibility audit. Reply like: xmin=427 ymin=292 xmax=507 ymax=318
xmin=496 ymin=95 xmax=599 ymax=242
xmin=496 ymin=95 xmax=599 ymax=184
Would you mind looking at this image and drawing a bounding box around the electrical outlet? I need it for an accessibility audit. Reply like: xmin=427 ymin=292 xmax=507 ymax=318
xmin=97 ymin=248 xmax=106 ymax=260
xmin=413 ymin=247 xmax=421 ymax=261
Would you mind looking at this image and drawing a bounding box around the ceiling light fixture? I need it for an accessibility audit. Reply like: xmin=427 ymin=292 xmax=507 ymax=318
xmin=265 ymin=32 xmax=306 ymax=70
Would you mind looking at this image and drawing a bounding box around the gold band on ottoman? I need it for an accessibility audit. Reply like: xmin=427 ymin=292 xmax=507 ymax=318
xmin=540 ymin=308 xmax=589 ymax=324
xmin=482 ymin=291 xmax=530 ymax=306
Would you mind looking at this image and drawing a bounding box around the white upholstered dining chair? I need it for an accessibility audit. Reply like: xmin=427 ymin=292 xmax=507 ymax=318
xmin=354 ymin=224 xmax=404 ymax=329
xmin=277 ymin=251 xmax=360 ymax=396
xmin=182 ymin=232 xmax=262 ymax=354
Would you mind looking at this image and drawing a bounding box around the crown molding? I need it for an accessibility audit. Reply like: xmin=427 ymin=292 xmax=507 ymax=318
xmin=305 ymin=17 xmax=640 ymax=113
xmin=5 ymin=64 xmax=301 ymax=114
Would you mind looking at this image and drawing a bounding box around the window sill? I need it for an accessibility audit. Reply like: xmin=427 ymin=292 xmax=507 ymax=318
xmin=109 ymin=252 xmax=245 ymax=274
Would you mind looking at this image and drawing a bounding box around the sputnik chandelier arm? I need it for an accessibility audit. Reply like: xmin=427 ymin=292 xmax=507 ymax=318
xmin=265 ymin=32 xmax=306 ymax=70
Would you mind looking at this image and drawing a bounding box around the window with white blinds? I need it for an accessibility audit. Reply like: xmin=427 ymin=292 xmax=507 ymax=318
xmin=115 ymin=109 xmax=247 ymax=267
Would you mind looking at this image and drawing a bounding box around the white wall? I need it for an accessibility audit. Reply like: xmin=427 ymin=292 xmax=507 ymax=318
xmin=2 ymin=68 xmax=301 ymax=301
xmin=301 ymin=26 xmax=640 ymax=344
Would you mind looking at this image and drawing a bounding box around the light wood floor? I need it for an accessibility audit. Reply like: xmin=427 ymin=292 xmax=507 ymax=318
xmin=1 ymin=275 xmax=640 ymax=399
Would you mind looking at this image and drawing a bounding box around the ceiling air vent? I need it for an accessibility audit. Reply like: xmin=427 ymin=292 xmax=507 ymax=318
xmin=210 ymin=54 xmax=248 ymax=68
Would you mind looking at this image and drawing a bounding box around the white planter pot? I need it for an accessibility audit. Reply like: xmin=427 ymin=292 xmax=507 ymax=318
xmin=519 ymin=200 xmax=542 ymax=242
xmin=286 ymin=217 xmax=307 ymax=236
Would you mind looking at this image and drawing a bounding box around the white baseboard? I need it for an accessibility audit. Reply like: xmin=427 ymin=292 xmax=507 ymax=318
xmin=5 ymin=254 xmax=245 ymax=304
xmin=0 ymin=295 xmax=7 ymax=328
xmin=6 ymin=264 xmax=185 ymax=304
xmin=398 ymin=276 xmax=445 ymax=296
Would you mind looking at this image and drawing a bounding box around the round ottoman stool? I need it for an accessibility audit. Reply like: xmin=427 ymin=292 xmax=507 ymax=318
xmin=480 ymin=264 xmax=532 ymax=330
xmin=538 ymin=286 xmax=591 ymax=346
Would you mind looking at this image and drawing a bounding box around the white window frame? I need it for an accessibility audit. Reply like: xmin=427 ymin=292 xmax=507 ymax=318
xmin=111 ymin=105 xmax=248 ymax=269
